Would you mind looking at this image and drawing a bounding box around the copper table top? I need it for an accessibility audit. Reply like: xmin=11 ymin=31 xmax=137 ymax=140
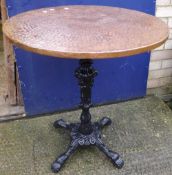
xmin=3 ymin=5 xmax=169 ymax=59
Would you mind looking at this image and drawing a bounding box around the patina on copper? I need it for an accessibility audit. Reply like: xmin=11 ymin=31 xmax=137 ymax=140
xmin=3 ymin=5 xmax=168 ymax=59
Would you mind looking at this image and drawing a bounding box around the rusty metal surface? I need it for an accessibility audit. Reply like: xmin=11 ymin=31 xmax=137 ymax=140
xmin=3 ymin=5 xmax=168 ymax=59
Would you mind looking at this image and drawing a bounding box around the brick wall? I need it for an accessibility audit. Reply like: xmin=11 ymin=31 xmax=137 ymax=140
xmin=148 ymin=0 xmax=172 ymax=89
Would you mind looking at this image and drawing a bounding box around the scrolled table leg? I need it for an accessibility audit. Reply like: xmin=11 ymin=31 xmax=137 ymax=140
xmin=51 ymin=140 xmax=79 ymax=173
xmin=96 ymin=139 xmax=124 ymax=169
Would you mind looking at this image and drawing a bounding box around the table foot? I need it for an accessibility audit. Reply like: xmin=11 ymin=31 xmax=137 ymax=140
xmin=53 ymin=119 xmax=71 ymax=130
xmin=52 ymin=117 xmax=124 ymax=173
xmin=51 ymin=140 xmax=79 ymax=173
xmin=98 ymin=117 xmax=112 ymax=128
xmin=96 ymin=138 xmax=124 ymax=169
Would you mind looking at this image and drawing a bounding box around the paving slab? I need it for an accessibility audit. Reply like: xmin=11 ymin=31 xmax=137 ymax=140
xmin=0 ymin=96 xmax=172 ymax=175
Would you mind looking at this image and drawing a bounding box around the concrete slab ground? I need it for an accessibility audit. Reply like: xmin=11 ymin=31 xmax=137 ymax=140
xmin=0 ymin=96 xmax=172 ymax=175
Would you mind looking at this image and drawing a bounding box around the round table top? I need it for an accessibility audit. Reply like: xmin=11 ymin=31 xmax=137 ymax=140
xmin=3 ymin=5 xmax=168 ymax=59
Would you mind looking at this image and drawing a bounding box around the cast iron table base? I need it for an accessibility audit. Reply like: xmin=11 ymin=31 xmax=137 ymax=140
xmin=51 ymin=59 xmax=124 ymax=173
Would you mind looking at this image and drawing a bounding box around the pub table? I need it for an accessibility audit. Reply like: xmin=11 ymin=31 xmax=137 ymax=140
xmin=3 ymin=5 xmax=168 ymax=173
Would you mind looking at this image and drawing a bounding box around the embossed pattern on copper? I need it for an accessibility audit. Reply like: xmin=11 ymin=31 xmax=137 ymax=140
xmin=3 ymin=6 xmax=168 ymax=59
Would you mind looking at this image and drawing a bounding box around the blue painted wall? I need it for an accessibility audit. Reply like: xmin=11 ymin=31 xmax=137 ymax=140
xmin=6 ymin=0 xmax=155 ymax=116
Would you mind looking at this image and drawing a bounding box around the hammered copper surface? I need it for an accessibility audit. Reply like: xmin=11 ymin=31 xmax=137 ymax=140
xmin=3 ymin=6 xmax=169 ymax=59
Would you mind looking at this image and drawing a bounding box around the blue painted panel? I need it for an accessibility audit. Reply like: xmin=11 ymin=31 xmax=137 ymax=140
xmin=6 ymin=0 xmax=155 ymax=16
xmin=6 ymin=0 xmax=155 ymax=116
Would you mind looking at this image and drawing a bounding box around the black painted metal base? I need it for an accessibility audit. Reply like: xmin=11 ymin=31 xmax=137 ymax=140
xmin=51 ymin=59 xmax=124 ymax=173
xmin=51 ymin=117 xmax=124 ymax=173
